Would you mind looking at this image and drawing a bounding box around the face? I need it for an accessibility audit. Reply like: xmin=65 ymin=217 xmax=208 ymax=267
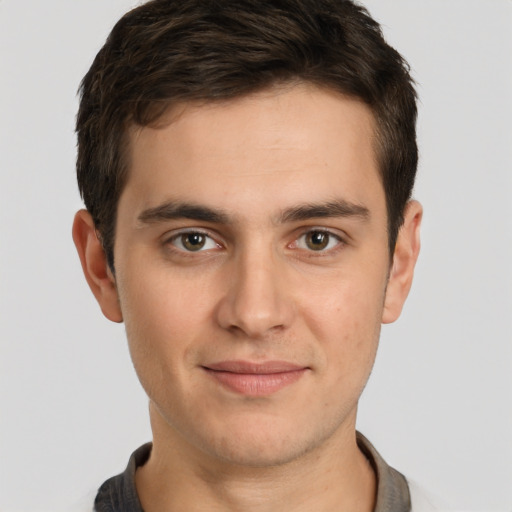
xmin=85 ymin=84 xmax=418 ymax=467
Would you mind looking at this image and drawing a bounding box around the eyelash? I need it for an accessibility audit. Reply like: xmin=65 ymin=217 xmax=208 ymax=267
xmin=163 ymin=228 xmax=345 ymax=256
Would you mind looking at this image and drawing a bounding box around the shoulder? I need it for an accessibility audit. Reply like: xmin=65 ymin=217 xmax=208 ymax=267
xmin=93 ymin=443 xmax=151 ymax=512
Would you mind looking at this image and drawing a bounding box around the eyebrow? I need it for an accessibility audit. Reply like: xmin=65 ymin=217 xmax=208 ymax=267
xmin=279 ymin=200 xmax=370 ymax=223
xmin=137 ymin=198 xmax=370 ymax=226
xmin=138 ymin=202 xmax=230 ymax=225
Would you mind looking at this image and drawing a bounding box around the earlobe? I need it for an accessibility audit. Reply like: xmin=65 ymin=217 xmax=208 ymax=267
xmin=72 ymin=209 xmax=123 ymax=323
xmin=382 ymin=200 xmax=422 ymax=324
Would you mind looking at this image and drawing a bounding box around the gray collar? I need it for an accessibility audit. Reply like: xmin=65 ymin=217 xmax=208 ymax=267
xmin=357 ymin=432 xmax=411 ymax=512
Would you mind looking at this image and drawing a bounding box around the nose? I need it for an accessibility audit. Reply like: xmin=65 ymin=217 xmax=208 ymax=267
xmin=215 ymin=249 xmax=295 ymax=339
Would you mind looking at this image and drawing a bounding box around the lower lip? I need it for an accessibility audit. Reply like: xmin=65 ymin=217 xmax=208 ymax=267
xmin=204 ymin=368 xmax=307 ymax=396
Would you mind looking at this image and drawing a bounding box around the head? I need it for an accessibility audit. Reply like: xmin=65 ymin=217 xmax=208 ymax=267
xmin=73 ymin=0 xmax=421 ymax=469
xmin=76 ymin=0 xmax=417 ymax=271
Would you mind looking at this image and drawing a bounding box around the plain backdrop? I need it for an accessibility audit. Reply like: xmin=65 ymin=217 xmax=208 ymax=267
xmin=1 ymin=1 xmax=511 ymax=511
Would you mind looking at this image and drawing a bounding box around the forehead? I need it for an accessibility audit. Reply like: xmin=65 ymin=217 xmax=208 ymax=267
xmin=121 ymin=84 xmax=383 ymax=222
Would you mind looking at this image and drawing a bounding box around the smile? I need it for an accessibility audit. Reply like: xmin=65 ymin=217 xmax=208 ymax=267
xmin=202 ymin=360 xmax=309 ymax=397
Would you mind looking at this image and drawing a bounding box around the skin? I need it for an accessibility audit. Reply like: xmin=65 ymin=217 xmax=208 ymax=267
xmin=73 ymin=83 xmax=422 ymax=511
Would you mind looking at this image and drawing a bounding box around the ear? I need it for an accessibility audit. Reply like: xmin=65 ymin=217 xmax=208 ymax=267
xmin=382 ymin=200 xmax=422 ymax=324
xmin=72 ymin=209 xmax=123 ymax=323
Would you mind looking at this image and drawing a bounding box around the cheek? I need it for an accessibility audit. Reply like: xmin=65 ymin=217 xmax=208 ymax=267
xmin=120 ymin=261 xmax=211 ymax=334
xmin=299 ymin=271 xmax=385 ymax=374
xmin=301 ymin=266 xmax=386 ymax=332
xmin=116 ymin=266 xmax=212 ymax=388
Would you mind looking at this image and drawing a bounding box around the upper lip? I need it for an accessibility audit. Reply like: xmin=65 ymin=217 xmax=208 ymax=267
xmin=203 ymin=360 xmax=307 ymax=374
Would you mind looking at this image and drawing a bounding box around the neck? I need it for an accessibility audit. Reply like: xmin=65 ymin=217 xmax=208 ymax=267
xmin=135 ymin=408 xmax=376 ymax=512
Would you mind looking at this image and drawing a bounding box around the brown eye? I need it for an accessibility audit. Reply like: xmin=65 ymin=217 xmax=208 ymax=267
xmin=294 ymin=230 xmax=342 ymax=252
xmin=168 ymin=231 xmax=220 ymax=254
xmin=305 ymin=231 xmax=330 ymax=251
xmin=181 ymin=233 xmax=207 ymax=251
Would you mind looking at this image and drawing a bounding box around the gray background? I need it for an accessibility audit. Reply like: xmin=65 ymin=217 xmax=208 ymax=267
xmin=1 ymin=1 xmax=511 ymax=510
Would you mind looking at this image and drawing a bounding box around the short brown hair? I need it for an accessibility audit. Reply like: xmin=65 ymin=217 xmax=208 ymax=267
xmin=76 ymin=0 xmax=418 ymax=269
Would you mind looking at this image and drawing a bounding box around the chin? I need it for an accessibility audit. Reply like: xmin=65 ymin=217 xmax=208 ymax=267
xmin=193 ymin=416 xmax=337 ymax=469
xmin=207 ymin=438 xmax=311 ymax=468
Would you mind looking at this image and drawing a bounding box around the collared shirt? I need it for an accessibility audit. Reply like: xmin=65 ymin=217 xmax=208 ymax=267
xmin=94 ymin=432 xmax=411 ymax=512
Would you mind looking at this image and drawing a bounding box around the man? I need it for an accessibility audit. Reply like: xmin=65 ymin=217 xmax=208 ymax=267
xmin=72 ymin=0 xmax=431 ymax=510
